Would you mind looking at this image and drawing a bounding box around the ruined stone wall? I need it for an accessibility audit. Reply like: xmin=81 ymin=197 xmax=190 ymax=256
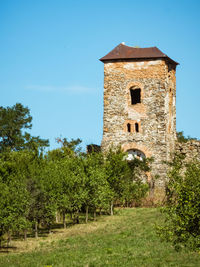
xmin=176 ymin=140 xmax=200 ymax=162
xmin=101 ymin=58 xmax=177 ymax=189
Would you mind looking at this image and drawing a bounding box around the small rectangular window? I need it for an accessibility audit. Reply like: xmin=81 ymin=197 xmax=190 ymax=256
xmin=127 ymin=123 xmax=131 ymax=132
xmin=130 ymin=88 xmax=141 ymax=105
xmin=135 ymin=123 xmax=139 ymax=133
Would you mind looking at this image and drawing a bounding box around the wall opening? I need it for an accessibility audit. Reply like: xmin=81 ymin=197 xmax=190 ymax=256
xmin=126 ymin=149 xmax=146 ymax=161
xmin=135 ymin=123 xmax=139 ymax=132
xmin=130 ymin=88 xmax=141 ymax=105
xmin=127 ymin=123 xmax=131 ymax=132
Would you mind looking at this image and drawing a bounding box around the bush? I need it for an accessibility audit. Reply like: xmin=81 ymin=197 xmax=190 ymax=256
xmin=158 ymin=154 xmax=200 ymax=250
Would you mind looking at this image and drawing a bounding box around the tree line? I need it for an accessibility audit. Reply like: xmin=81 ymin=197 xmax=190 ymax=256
xmin=2 ymin=103 xmax=199 ymax=251
xmin=0 ymin=103 xmax=150 ymax=246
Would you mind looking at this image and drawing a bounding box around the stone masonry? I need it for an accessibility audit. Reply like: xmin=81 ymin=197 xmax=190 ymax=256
xmin=100 ymin=43 xmax=179 ymax=198
xmin=176 ymin=140 xmax=200 ymax=162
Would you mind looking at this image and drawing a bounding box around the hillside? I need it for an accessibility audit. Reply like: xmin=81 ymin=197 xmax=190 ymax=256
xmin=0 ymin=208 xmax=200 ymax=267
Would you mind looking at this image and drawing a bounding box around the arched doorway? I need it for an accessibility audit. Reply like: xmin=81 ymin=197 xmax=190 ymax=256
xmin=126 ymin=149 xmax=146 ymax=161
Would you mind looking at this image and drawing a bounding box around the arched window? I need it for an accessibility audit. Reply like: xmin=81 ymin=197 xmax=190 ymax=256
xmin=130 ymin=88 xmax=141 ymax=105
xmin=126 ymin=149 xmax=146 ymax=161
xmin=127 ymin=123 xmax=131 ymax=132
xmin=135 ymin=123 xmax=139 ymax=133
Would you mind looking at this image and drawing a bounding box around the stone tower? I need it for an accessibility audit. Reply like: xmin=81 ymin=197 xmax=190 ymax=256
xmin=100 ymin=43 xmax=179 ymax=194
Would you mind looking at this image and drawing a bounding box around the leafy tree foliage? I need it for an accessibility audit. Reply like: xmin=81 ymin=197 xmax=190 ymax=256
xmin=0 ymin=103 xmax=49 ymax=152
xmin=0 ymin=144 xmax=150 ymax=245
xmin=83 ymin=152 xmax=112 ymax=221
xmin=0 ymin=104 xmax=150 ymax=245
xmin=121 ymin=158 xmax=150 ymax=207
xmin=105 ymin=148 xmax=150 ymax=213
xmin=158 ymin=154 xmax=200 ymax=250
xmin=177 ymin=131 xmax=197 ymax=143
xmin=0 ymin=151 xmax=31 ymax=244
xmin=56 ymin=137 xmax=82 ymax=155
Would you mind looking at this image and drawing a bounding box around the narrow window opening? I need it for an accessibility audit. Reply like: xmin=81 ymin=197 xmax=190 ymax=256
xmin=127 ymin=123 xmax=131 ymax=133
xmin=135 ymin=123 xmax=139 ymax=133
xmin=130 ymin=88 xmax=141 ymax=105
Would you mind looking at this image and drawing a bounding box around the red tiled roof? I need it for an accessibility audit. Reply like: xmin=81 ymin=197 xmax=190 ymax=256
xmin=100 ymin=43 xmax=179 ymax=65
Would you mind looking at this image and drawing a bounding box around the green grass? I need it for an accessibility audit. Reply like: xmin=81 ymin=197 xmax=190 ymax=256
xmin=0 ymin=208 xmax=200 ymax=266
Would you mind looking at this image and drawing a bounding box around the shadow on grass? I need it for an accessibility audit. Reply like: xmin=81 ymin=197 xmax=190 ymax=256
xmin=0 ymin=246 xmax=17 ymax=254
xmin=0 ymin=212 xmax=108 ymax=254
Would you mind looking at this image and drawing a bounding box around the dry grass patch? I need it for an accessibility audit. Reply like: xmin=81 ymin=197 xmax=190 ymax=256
xmin=0 ymin=210 xmax=123 ymax=254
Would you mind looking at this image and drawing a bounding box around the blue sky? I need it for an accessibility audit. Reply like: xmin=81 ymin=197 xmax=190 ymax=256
xmin=0 ymin=0 xmax=200 ymax=150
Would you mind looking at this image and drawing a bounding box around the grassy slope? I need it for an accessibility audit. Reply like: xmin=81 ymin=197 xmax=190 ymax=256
xmin=0 ymin=208 xmax=200 ymax=267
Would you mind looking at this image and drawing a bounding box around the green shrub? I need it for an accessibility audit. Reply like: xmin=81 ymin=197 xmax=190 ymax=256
xmin=158 ymin=154 xmax=200 ymax=250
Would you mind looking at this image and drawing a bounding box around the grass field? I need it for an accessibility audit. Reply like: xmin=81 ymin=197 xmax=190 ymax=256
xmin=0 ymin=208 xmax=200 ymax=267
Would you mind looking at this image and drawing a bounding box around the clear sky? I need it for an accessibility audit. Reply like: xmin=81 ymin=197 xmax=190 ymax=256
xmin=0 ymin=0 xmax=200 ymax=150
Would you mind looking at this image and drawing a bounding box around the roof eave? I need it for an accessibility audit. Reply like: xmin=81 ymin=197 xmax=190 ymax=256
xmin=100 ymin=56 xmax=179 ymax=65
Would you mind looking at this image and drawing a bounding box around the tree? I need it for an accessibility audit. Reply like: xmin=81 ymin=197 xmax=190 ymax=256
xmin=104 ymin=148 xmax=129 ymax=215
xmin=177 ymin=131 xmax=197 ymax=143
xmin=26 ymin=152 xmax=56 ymax=237
xmin=121 ymin=158 xmax=150 ymax=207
xmin=158 ymin=154 xmax=200 ymax=250
xmin=104 ymin=148 xmax=150 ymax=213
xmin=0 ymin=146 xmax=56 ymax=242
xmin=45 ymin=138 xmax=85 ymax=228
xmin=83 ymin=152 xmax=112 ymax=222
xmin=0 ymin=151 xmax=31 ymax=245
xmin=0 ymin=103 xmax=49 ymax=152
xmin=56 ymin=137 xmax=82 ymax=156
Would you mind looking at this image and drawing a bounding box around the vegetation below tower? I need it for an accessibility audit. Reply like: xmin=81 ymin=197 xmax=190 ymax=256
xmin=0 ymin=103 xmax=200 ymax=266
